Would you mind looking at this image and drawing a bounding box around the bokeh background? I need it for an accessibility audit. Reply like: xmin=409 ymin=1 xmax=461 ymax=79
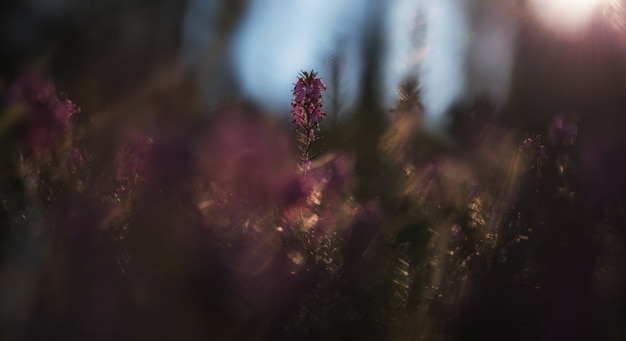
xmin=1 ymin=0 xmax=626 ymax=340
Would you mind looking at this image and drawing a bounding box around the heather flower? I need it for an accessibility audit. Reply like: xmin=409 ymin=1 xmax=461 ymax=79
xmin=64 ymin=99 xmax=81 ymax=118
xmin=292 ymin=105 xmax=306 ymax=126
xmin=290 ymin=70 xmax=327 ymax=170
xmin=8 ymin=73 xmax=80 ymax=158
xmin=291 ymin=71 xmax=326 ymax=128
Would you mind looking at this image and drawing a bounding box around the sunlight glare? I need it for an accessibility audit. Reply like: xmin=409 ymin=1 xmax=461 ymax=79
xmin=529 ymin=0 xmax=610 ymax=36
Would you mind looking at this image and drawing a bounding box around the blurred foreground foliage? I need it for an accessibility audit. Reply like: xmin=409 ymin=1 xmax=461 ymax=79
xmin=1 ymin=1 xmax=626 ymax=339
xmin=1 ymin=69 xmax=624 ymax=341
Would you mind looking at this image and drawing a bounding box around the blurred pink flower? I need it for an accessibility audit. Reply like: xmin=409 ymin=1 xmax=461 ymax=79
xmin=200 ymin=114 xmax=300 ymax=213
xmin=9 ymin=73 xmax=80 ymax=157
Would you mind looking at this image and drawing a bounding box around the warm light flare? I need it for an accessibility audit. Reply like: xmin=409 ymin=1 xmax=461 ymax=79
xmin=529 ymin=0 xmax=610 ymax=36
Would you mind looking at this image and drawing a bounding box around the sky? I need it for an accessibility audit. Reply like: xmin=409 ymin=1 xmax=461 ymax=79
xmin=2 ymin=0 xmax=612 ymax=124
xmin=220 ymin=0 xmax=517 ymax=124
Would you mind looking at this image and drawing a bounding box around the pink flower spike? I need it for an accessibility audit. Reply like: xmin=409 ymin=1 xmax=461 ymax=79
xmin=290 ymin=70 xmax=327 ymax=172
